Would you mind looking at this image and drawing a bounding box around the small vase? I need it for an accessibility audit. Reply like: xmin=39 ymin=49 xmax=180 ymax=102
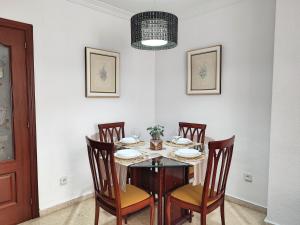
xmin=150 ymin=139 xmax=163 ymax=150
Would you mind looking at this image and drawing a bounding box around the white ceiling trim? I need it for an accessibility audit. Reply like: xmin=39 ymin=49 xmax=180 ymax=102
xmin=67 ymin=0 xmax=245 ymax=21
xmin=182 ymin=0 xmax=245 ymax=20
xmin=67 ymin=0 xmax=132 ymax=20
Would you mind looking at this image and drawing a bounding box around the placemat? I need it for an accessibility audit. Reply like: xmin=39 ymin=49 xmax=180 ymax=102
xmin=167 ymin=150 xmax=206 ymax=163
xmin=115 ymin=155 xmax=146 ymax=166
xmin=164 ymin=140 xmax=200 ymax=148
xmin=115 ymin=141 xmax=146 ymax=148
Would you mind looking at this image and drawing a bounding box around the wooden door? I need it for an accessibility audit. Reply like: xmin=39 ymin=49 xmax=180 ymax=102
xmin=0 ymin=18 xmax=38 ymax=225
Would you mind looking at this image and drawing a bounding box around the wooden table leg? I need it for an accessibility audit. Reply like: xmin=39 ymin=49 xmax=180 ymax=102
xmin=166 ymin=167 xmax=190 ymax=225
xmin=157 ymin=167 xmax=164 ymax=225
xmin=130 ymin=166 xmax=190 ymax=225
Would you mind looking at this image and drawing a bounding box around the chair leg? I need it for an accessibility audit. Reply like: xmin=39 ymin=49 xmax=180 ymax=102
xmin=220 ymin=202 xmax=225 ymax=225
xmin=201 ymin=213 xmax=206 ymax=225
xmin=150 ymin=197 xmax=155 ymax=225
xmin=189 ymin=210 xmax=193 ymax=223
xmin=124 ymin=216 xmax=127 ymax=224
xmin=117 ymin=216 xmax=122 ymax=225
xmin=94 ymin=203 xmax=100 ymax=225
xmin=166 ymin=195 xmax=171 ymax=225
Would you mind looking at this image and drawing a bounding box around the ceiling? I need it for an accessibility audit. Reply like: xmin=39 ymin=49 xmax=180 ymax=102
xmin=69 ymin=0 xmax=244 ymax=19
xmin=97 ymin=0 xmax=209 ymax=14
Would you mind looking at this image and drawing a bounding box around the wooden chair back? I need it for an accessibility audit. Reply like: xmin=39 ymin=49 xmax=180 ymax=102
xmin=201 ymin=136 xmax=235 ymax=207
xmin=178 ymin=122 xmax=207 ymax=144
xmin=98 ymin=122 xmax=125 ymax=143
xmin=86 ymin=137 xmax=121 ymax=208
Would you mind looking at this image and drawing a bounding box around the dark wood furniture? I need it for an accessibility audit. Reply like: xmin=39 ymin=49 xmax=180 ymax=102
xmin=98 ymin=122 xmax=131 ymax=188
xmin=130 ymin=157 xmax=191 ymax=225
xmin=178 ymin=122 xmax=206 ymax=144
xmin=166 ymin=136 xmax=235 ymax=225
xmin=0 ymin=18 xmax=39 ymax=225
xmin=98 ymin=122 xmax=125 ymax=143
xmin=86 ymin=137 xmax=154 ymax=225
xmin=178 ymin=122 xmax=207 ymax=179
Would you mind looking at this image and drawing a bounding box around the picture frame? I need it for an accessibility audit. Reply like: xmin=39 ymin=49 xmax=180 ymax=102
xmin=85 ymin=47 xmax=120 ymax=97
xmin=187 ymin=45 xmax=222 ymax=95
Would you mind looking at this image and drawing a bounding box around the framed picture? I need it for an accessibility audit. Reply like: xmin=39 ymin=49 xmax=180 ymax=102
xmin=187 ymin=45 xmax=222 ymax=95
xmin=85 ymin=47 xmax=120 ymax=97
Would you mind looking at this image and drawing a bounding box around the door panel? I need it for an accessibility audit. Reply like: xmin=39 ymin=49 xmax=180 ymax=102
xmin=0 ymin=25 xmax=32 ymax=225
xmin=0 ymin=44 xmax=14 ymax=162
xmin=0 ymin=172 xmax=16 ymax=209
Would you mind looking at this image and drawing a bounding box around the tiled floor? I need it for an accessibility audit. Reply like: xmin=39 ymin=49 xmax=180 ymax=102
xmin=20 ymin=198 xmax=266 ymax=225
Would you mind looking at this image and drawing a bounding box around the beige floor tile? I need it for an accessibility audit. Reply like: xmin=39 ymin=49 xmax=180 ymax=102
xmin=19 ymin=198 xmax=266 ymax=225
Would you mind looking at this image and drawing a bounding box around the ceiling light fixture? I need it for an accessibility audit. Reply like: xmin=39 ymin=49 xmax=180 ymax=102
xmin=131 ymin=11 xmax=178 ymax=50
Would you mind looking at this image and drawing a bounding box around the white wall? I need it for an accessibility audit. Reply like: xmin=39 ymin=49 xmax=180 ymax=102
xmin=0 ymin=0 xmax=278 ymax=212
xmin=0 ymin=0 xmax=155 ymax=210
xmin=155 ymin=0 xmax=275 ymax=207
xmin=266 ymin=0 xmax=300 ymax=224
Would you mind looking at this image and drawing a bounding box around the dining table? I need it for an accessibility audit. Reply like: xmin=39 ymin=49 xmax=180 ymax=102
xmin=113 ymin=139 xmax=208 ymax=225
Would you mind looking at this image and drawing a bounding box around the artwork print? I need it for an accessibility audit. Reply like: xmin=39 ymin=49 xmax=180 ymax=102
xmin=187 ymin=45 xmax=222 ymax=95
xmin=85 ymin=47 xmax=120 ymax=97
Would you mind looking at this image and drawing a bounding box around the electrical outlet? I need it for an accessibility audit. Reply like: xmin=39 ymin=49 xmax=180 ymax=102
xmin=243 ymin=173 xmax=253 ymax=183
xmin=60 ymin=176 xmax=68 ymax=186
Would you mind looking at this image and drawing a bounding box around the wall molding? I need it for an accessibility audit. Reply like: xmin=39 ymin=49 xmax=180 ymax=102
xmin=264 ymin=217 xmax=281 ymax=225
xmin=66 ymin=0 xmax=246 ymax=21
xmin=225 ymin=194 xmax=267 ymax=213
xmin=66 ymin=0 xmax=132 ymax=20
xmin=40 ymin=192 xmax=94 ymax=216
xmin=39 ymin=192 xmax=267 ymax=217
xmin=181 ymin=0 xmax=245 ymax=20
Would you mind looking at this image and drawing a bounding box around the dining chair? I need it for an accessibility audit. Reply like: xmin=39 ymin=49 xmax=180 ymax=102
xmin=86 ymin=137 xmax=154 ymax=225
xmin=178 ymin=122 xmax=206 ymax=144
xmin=98 ymin=122 xmax=132 ymax=187
xmin=178 ymin=122 xmax=207 ymax=179
xmin=166 ymin=136 xmax=235 ymax=225
xmin=98 ymin=122 xmax=125 ymax=143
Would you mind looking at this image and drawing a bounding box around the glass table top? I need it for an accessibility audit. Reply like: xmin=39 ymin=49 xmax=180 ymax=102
xmin=129 ymin=156 xmax=191 ymax=168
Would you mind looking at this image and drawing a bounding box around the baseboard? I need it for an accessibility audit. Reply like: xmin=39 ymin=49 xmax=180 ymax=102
xmin=40 ymin=192 xmax=94 ymax=216
xmin=39 ymin=192 xmax=266 ymax=217
xmin=225 ymin=194 xmax=267 ymax=213
xmin=264 ymin=217 xmax=281 ymax=225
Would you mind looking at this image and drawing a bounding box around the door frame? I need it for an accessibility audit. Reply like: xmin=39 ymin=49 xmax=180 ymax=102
xmin=0 ymin=17 xmax=39 ymax=218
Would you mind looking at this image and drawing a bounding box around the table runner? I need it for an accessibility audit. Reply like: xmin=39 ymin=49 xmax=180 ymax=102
xmin=114 ymin=141 xmax=207 ymax=191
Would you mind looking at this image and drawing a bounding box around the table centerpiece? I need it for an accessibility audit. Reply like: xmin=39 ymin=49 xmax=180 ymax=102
xmin=147 ymin=125 xmax=164 ymax=150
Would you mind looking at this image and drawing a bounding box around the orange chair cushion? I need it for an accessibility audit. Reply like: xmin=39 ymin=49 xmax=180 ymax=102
xmin=171 ymin=184 xmax=216 ymax=207
xmin=120 ymin=184 xmax=150 ymax=208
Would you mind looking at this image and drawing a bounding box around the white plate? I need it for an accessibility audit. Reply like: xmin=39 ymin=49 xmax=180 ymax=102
xmin=172 ymin=136 xmax=181 ymax=139
xmin=174 ymin=149 xmax=201 ymax=158
xmin=120 ymin=137 xmax=139 ymax=144
xmin=114 ymin=149 xmax=142 ymax=159
xmin=172 ymin=138 xmax=192 ymax=145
